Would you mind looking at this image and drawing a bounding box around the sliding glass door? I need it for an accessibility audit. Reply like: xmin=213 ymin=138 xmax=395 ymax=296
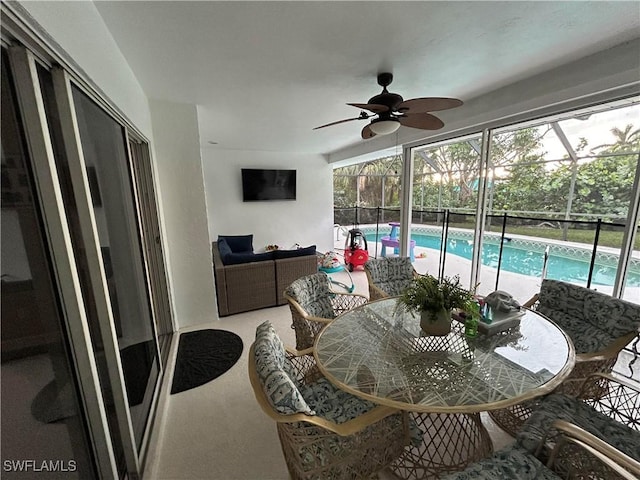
xmin=1 ymin=35 xmax=172 ymax=477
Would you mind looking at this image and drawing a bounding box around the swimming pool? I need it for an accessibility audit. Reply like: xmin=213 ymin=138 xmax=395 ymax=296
xmin=364 ymin=230 xmax=640 ymax=287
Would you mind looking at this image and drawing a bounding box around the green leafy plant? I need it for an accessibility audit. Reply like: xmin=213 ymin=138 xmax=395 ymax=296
xmin=396 ymin=274 xmax=475 ymax=316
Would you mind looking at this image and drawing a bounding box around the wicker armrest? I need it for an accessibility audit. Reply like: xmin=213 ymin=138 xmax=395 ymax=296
xmin=368 ymin=283 xmax=389 ymax=301
xmin=547 ymin=420 xmax=640 ymax=479
xmin=285 ymin=293 xmax=335 ymax=350
xmin=522 ymin=293 xmax=540 ymax=309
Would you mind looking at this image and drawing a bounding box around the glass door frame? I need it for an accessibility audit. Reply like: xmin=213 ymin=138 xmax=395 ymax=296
xmin=127 ymin=138 xmax=175 ymax=370
xmin=50 ymin=65 xmax=144 ymax=475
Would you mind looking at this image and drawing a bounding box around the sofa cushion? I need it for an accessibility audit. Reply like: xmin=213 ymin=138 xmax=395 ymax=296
xmin=254 ymin=321 xmax=313 ymax=415
xmin=218 ymin=234 xmax=253 ymax=253
xmin=224 ymin=251 xmax=274 ymax=265
xmin=217 ymin=239 xmax=233 ymax=263
xmin=273 ymin=245 xmax=317 ymax=260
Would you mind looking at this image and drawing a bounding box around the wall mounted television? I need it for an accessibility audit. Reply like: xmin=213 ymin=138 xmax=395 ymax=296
xmin=241 ymin=168 xmax=296 ymax=202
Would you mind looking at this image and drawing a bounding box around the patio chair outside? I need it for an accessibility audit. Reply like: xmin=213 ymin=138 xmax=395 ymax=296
xmin=284 ymin=273 xmax=367 ymax=350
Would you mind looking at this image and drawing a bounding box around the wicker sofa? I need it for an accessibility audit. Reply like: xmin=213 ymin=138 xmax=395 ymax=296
xmin=212 ymin=241 xmax=318 ymax=316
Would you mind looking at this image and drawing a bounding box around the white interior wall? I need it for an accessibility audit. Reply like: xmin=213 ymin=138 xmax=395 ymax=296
xmin=150 ymin=100 xmax=217 ymax=328
xmin=17 ymin=1 xmax=152 ymax=137
xmin=201 ymin=149 xmax=334 ymax=253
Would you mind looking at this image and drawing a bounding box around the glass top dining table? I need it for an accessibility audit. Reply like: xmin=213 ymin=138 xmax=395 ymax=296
xmin=314 ymin=297 xmax=576 ymax=414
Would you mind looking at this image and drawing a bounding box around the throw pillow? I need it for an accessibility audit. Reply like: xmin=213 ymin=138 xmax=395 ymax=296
xmin=218 ymin=234 xmax=253 ymax=253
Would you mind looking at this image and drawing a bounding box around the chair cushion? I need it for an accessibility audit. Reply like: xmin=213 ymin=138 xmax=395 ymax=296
xmin=300 ymin=377 xmax=377 ymax=424
xmin=536 ymin=310 xmax=612 ymax=354
xmin=285 ymin=273 xmax=335 ymax=319
xmin=516 ymin=392 xmax=640 ymax=462
xmin=300 ymin=377 xmax=424 ymax=446
xmin=254 ymin=321 xmax=313 ymax=415
xmin=538 ymin=279 xmax=640 ymax=354
xmin=441 ymin=445 xmax=561 ymax=479
xmin=365 ymin=257 xmax=415 ymax=296
xmin=218 ymin=234 xmax=253 ymax=253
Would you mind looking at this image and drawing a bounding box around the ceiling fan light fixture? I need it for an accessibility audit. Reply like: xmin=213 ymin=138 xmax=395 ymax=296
xmin=369 ymin=119 xmax=400 ymax=136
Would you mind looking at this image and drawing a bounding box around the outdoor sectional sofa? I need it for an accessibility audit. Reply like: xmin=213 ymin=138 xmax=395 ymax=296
xmin=212 ymin=236 xmax=318 ymax=316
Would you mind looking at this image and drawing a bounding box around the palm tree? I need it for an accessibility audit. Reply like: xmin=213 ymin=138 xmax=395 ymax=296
xmin=590 ymin=124 xmax=640 ymax=154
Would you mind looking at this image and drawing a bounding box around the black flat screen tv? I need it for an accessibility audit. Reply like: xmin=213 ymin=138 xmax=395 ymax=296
xmin=241 ymin=168 xmax=296 ymax=202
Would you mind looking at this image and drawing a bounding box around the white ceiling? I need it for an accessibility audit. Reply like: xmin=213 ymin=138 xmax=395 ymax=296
xmin=93 ymin=1 xmax=640 ymax=157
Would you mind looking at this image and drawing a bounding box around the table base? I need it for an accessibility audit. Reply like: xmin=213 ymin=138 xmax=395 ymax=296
xmin=390 ymin=412 xmax=493 ymax=480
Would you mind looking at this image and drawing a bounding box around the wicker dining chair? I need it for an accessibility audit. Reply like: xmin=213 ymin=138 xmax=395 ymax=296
xmin=489 ymin=279 xmax=640 ymax=435
xmin=248 ymin=321 xmax=410 ymax=480
xmin=284 ymin=273 xmax=367 ymax=350
xmin=364 ymin=257 xmax=419 ymax=301
xmin=442 ymin=420 xmax=640 ymax=480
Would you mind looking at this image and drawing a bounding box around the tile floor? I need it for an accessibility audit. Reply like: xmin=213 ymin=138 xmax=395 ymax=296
xmin=143 ymin=269 xmax=514 ymax=479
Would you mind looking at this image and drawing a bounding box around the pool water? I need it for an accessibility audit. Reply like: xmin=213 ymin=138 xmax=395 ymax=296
xmin=366 ymin=232 xmax=640 ymax=287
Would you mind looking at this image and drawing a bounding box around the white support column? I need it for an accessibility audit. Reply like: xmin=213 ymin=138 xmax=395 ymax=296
xmin=399 ymin=145 xmax=414 ymax=258
xmin=614 ymin=153 xmax=640 ymax=298
xmin=470 ymin=129 xmax=492 ymax=291
xmin=551 ymin=122 xmax=580 ymax=241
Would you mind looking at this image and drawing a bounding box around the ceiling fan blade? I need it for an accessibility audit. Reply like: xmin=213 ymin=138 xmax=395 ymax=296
xmin=397 ymin=97 xmax=463 ymax=113
xmin=313 ymin=116 xmax=369 ymax=130
xmin=399 ymin=112 xmax=445 ymax=130
xmin=361 ymin=124 xmax=376 ymax=139
xmin=347 ymin=103 xmax=389 ymax=113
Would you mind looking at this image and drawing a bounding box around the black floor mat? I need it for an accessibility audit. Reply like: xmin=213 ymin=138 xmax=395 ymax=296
xmin=170 ymin=329 xmax=243 ymax=394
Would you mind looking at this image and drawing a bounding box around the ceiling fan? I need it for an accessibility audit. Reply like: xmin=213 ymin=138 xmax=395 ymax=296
xmin=314 ymin=73 xmax=463 ymax=139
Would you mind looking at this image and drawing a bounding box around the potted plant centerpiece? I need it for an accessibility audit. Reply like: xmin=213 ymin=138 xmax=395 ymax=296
xmin=396 ymin=274 xmax=474 ymax=336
